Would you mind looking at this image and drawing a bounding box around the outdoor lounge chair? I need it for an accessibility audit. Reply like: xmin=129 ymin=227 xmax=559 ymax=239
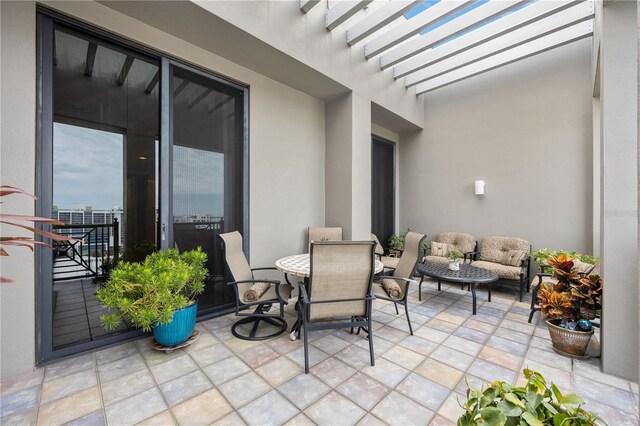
xmin=307 ymin=226 xmax=343 ymax=252
xmin=220 ymin=231 xmax=293 ymax=340
xmin=298 ymin=240 xmax=376 ymax=373
xmin=372 ymin=231 xmax=426 ymax=335
xmin=469 ymin=236 xmax=532 ymax=301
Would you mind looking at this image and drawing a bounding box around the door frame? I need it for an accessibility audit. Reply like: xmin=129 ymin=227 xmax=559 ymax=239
xmin=35 ymin=10 xmax=249 ymax=364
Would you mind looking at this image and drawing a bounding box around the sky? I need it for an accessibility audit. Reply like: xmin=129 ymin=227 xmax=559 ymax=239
xmin=53 ymin=122 xmax=224 ymax=217
xmin=53 ymin=122 xmax=123 ymax=210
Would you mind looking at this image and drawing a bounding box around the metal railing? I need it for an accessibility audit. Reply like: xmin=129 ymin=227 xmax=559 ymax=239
xmin=52 ymin=219 xmax=119 ymax=281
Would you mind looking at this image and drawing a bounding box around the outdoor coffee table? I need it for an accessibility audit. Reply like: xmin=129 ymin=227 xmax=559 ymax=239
xmin=416 ymin=262 xmax=498 ymax=315
xmin=275 ymin=254 xmax=384 ymax=339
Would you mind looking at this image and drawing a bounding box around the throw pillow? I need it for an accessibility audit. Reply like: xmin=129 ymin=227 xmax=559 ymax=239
xmin=502 ymin=249 xmax=526 ymax=267
xmin=431 ymin=241 xmax=450 ymax=257
xmin=381 ymin=278 xmax=402 ymax=300
xmin=243 ymin=282 xmax=270 ymax=302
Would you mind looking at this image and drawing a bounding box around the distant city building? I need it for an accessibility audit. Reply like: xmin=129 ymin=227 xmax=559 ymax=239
xmin=52 ymin=205 xmax=124 ymax=246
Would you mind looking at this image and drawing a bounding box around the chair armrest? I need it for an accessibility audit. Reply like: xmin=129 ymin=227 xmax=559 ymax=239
xmin=465 ymin=251 xmax=478 ymax=263
xmin=251 ymin=267 xmax=278 ymax=272
xmin=227 ymin=279 xmax=280 ymax=286
xmin=538 ymin=263 xmax=553 ymax=274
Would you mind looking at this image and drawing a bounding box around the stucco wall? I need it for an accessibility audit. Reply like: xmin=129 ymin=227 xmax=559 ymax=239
xmin=400 ymin=39 xmax=593 ymax=254
xmin=0 ymin=0 xmax=38 ymax=380
xmin=0 ymin=0 xmax=326 ymax=378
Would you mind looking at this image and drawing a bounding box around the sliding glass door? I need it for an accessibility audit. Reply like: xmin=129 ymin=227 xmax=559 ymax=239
xmin=37 ymin=12 xmax=247 ymax=362
xmin=169 ymin=65 xmax=245 ymax=313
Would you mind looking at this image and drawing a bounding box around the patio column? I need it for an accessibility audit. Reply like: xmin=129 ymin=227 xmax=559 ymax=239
xmin=325 ymin=92 xmax=371 ymax=240
xmin=598 ymin=0 xmax=638 ymax=381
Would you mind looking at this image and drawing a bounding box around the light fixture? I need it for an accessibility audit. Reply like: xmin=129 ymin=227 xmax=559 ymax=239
xmin=138 ymin=156 xmax=147 ymax=160
xmin=474 ymin=180 xmax=485 ymax=195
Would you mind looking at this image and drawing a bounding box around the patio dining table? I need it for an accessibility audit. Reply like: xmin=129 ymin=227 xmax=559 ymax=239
xmin=275 ymin=253 xmax=384 ymax=340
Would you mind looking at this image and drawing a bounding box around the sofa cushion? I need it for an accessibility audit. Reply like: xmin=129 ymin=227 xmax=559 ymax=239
xmin=431 ymin=241 xmax=450 ymax=257
xmin=438 ymin=232 xmax=476 ymax=254
xmin=423 ymin=255 xmax=449 ymax=264
xmin=472 ymin=260 xmax=522 ymax=280
xmin=572 ymin=259 xmax=596 ymax=275
xmin=503 ymin=249 xmax=526 ymax=267
xmin=479 ymin=236 xmax=530 ymax=264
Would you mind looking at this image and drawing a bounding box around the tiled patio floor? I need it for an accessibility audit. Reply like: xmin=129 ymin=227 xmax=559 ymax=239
xmin=2 ymin=279 xmax=638 ymax=425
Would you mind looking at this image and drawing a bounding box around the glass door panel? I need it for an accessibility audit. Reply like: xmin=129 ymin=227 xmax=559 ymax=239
xmin=170 ymin=65 xmax=245 ymax=314
xmin=49 ymin=24 xmax=160 ymax=351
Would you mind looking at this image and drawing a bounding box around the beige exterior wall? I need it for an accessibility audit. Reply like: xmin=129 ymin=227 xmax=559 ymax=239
xmin=400 ymin=39 xmax=594 ymax=253
xmin=597 ymin=0 xmax=639 ymax=381
xmin=0 ymin=0 xmax=38 ymax=380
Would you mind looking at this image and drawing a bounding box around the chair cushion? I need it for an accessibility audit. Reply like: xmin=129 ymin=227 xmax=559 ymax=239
xmin=572 ymin=260 xmax=596 ymax=275
xmin=472 ymin=260 xmax=522 ymax=280
xmin=242 ymin=283 xmax=293 ymax=304
xmin=243 ymin=282 xmax=270 ymax=303
xmin=431 ymin=241 xmax=450 ymax=257
xmin=380 ymin=278 xmax=402 ymax=299
xmin=503 ymin=249 xmax=526 ymax=267
xmin=423 ymin=255 xmax=449 ymax=264
xmin=381 ymin=256 xmax=400 ymax=270
xmin=479 ymin=236 xmax=530 ymax=264
xmin=438 ymin=232 xmax=476 ymax=253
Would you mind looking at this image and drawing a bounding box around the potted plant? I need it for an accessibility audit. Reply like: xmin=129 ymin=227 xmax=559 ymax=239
xmin=388 ymin=228 xmax=428 ymax=257
xmin=446 ymin=248 xmax=464 ymax=271
xmin=537 ymin=253 xmax=602 ymax=357
xmin=458 ymin=368 xmax=605 ymax=425
xmin=97 ymin=247 xmax=207 ymax=347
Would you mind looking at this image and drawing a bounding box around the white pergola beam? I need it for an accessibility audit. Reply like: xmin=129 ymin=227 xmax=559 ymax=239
xmin=326 ymin=0 xmax=373 ymax=31
xmin=406 ymin=1 xmax=594 ymax=87
xmin=394 ymin=0 xmax=584 ymax=79
xmin=415 ymin=20 xmax=593 ymax=95
xmin=364 ymin=0 xmax=474 ymax=59
xmin=347 ymin=1 xmax=423 ymax=46
xmin=381 ymin=0 xmax=529 ymax=70
xmin=300 ymin=0 xmax=321 ymax=14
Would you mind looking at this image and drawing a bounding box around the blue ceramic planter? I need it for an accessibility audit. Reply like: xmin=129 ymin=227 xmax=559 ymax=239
xmin=153 ymin=301 xmax=197 ymax=347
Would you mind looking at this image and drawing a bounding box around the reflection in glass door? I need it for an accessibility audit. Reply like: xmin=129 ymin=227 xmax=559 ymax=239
xmin=170 ymin=65 xmax=246 ymax=314
xmin=38 ymin=14 xmax=247 ymax=362
xmin=41 ymin=20 xmax=160 ymax=357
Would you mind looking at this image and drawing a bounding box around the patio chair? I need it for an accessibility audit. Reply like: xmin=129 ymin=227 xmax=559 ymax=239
xmin=307 ymin=226 xmax=343 ymax=252
xmin=371 ymin=233 xmax=401 ymax=271
xmin=372 ymin=231 xmax=426 ymax=335
xmin=220 ymin=231 xmax=293 ymax=341
xmin=298 ymin=240 xmax=376 ymax=373
xmin=469 ymin=236 xmax=532 ymax=301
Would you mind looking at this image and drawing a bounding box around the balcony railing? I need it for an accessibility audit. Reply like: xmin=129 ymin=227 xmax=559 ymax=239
xmin=52 ymin=219 xmax=119 ymax=281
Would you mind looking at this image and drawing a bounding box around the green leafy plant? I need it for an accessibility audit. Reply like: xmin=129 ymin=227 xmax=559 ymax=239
xmin=96 ymin=248 xmax=207 ymax=332
xmin=458 ymin=368 xmax=605 ymax=426
xmin=447 ymin=248 xmax=464 ymax=261
xmin=1 ymin=185 xmax=79 ymax=283
xmin=530 ymin=249 xmax=598 ymax=267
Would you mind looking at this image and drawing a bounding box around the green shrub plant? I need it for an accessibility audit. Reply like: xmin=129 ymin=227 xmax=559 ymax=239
xmin=97 ymin=248 xmax=207 ymax=332
xmin=458 ymin=369 xmax=605 ymax=426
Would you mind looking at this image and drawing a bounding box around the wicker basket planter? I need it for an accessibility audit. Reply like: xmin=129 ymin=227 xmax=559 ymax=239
xmin=546 ymin=319 xmax=594 ymax=357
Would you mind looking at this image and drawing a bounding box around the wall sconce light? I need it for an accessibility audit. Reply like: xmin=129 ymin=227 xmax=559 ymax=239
xmin=474 ymin=180 xmax=485 ymax=195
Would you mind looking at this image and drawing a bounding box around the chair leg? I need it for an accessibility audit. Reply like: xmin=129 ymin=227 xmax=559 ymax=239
xmin=528 ymin=307 xmax=539 ymax=323
xmin=394 ymin=302 xmax=399 ymax=315
xmin=367 ymin=303 xmax=375 ymax=367
xmin=418 ymin=276 xmax=424 ymax=301
xmin=519 ymin=278 xmax=524 ymax=302
xmin=404 ymin=299 xmax=413 ymax=336
xmin=302 ymin=315 xmax=310 ymax=374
